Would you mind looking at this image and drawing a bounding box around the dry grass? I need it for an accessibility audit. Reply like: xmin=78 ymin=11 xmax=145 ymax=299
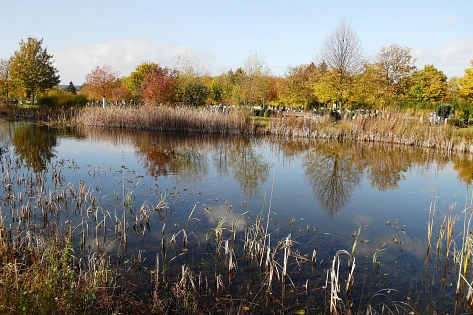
xmin=73 ymin=105 xmax=256 ymax=135
xmin=268 ymin=111 xmax=473 ymax=152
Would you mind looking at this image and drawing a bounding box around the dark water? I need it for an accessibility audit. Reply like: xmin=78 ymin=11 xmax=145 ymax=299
xmin=1 ymin=120 xmax=472 ymax=313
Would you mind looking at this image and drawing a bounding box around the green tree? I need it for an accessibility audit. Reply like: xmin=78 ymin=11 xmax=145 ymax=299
xmin=65 ymin=81 xmax=77 ymax=94
xmin=458 ymin=60 xmax=473 ymax=103
xmin=317 ymin=20 xmax=364 ymax=111
xmin=175 ymin=78 xmax=209 ymax=106
xmin=124 ymin=61 xmax=157 ymax=101
xmin=9 ymin=37 xmax=61 ymax=104
xmin=410 ymin=65 xmax=448 ymax=104
xmin=173 ymin=53 xmax=210 ymax=106
xmin=209 ymin=70 xmax=236 ymax=105
xmin=279 ymin=63 xmax=320 ymax=109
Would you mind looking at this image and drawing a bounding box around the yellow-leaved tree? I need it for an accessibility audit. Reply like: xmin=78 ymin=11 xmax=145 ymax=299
xmin=458 ymin=60 xmax=473 ymax=103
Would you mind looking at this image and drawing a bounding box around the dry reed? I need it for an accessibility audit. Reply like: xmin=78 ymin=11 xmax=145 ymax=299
xmin=73 ymin=105 xmax=256 ymax=135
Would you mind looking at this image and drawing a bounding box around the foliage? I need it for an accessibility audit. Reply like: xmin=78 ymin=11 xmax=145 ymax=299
xmin=279 ymin=63 xmax=320 ymax=109
xmin=448 ymin=117 xmax=466 ymax=127
xmin=38 ymin=88 xmax=88 ymax=108
xmin=352 ymin=63 xmax=384 ymax=109
xmin=0 ymin=58 xmax=11 ymax=102
xmin=83 ymin=65 xmax=121 ymax=105
xmin=124 ymin=61 xmax=157 ymax=101
xmin=8 ymin=37 xmax=60 ymax=104
xmin=209 ymin=70 xmax=239 ymax=105
xmin=233 ymin=51 xmax=272 ymax=106
xmin=375 ymin=44 xmax=417 ymax=103
xmin=175 ymin=78 xmax=209 ymax=106
xmin=317 ymin=19 xmax=364 ymax=108
xmin=410 ymin=65 xmax=448 ymax=104
xmin=64 ymin=81 xmax=77 ymax=94
xmin=140 ymin=64 xmax=177 ymax=105
xmin=437 ymin=104 xmax=452 ymax=118
xmin=458 ymin=60 xmax=473 ymax=103
xmin=172 ymin=54 xmax=211 ymax=107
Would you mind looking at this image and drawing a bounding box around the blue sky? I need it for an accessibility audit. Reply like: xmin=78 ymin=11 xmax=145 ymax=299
xmin=1 ymin=0 xmax=472 ymax=85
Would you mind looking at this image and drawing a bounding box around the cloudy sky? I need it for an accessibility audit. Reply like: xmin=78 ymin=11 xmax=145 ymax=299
xmin=1 ymin=0 xmax=472 ymax=85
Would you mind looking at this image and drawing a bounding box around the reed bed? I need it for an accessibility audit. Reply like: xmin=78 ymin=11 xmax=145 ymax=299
xmin=268 ymin=111 xmax=473 ymax=153
xmin=73 ymin=105 xmax=256 ymax=135
xmin=72 ymin=105 xmax=473 ymax=153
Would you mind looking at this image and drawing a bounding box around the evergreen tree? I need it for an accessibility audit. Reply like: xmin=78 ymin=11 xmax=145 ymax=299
xmin=65 ymin=81 xmax=77 ymax=94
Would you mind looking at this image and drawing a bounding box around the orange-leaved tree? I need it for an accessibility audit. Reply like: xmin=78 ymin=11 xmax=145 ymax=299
xmin=83 ymin=65 xmax=121 ymax=107
xmin=140 ymin=65 xmax=177 ymax=105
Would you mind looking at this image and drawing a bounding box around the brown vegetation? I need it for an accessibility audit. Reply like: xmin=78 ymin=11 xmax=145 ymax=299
xmin=73 ymin=105 xmax=473 ymax=153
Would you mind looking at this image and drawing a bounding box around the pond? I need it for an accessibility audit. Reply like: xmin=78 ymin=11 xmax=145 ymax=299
xmin=1 ymin=119 xmax=472 ymax=313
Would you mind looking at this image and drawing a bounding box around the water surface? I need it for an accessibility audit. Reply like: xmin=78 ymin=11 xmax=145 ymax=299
xmin=1 ymin=120 xmax=472 ymax=312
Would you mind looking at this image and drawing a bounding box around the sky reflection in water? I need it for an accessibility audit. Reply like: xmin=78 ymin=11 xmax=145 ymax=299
xmin=1 ymin=120 xmax=472 ymax=311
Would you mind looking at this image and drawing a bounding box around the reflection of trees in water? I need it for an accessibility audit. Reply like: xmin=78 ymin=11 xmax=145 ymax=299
xmin=359 ymin=144 xmax=450 ymax=191
xmin=304 ymin=144 xmax=362 ymax=216
xmin=131 ymin=131 xmax=269 ymax=196
xmin=228 ymin=139 xmax=269 ymax=198
xmin=302 ymin=141 xmax=451 ymax=216
xmin=12 ymin=125 xmax=58 ymax=172
xmin=135 ymin=135 xmax=208 ymax=184
xmin=452 ymin=153 xmax=473 ymax=186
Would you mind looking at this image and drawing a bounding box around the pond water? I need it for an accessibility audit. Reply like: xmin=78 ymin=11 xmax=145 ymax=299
xmin=1 ymin=119 xmax=473 ymax=313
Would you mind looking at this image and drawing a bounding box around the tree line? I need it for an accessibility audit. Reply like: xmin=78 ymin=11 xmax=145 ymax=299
xmin=1 ymin=20 xmax=473 ymax=118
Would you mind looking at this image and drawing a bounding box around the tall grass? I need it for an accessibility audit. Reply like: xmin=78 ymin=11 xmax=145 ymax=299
xmin=73 ymin=105 xmax=256 ymax=135
xmin=73 ymin=106 xmax=473 ymax=153
xmin=269 ymin=111 xmax=473 ymax=153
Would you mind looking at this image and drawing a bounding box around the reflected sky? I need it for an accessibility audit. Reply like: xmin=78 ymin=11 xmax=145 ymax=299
xmin=1 ymin=119 xmax=472 ymax=311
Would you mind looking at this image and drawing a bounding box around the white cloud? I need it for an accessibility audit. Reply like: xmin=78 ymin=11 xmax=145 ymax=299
xmin=53 ymin=39 xmax=216 ymax=85
xmin=411 ymin=36 xmax=473 ymax=78
xmin=438 ymin=15 xmax=457 ymax=24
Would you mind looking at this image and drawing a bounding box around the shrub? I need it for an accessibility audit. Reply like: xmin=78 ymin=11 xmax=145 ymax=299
xmin=437 ymin=104 xmax=452 ymax=119
xmin=38 ymin=94 xmax=88 ymax=107
xmin=448 ymin=117 xmax=466 ymax=128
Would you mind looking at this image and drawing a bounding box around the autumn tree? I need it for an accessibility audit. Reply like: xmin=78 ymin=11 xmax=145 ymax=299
xmin=410 ymin=65 xmax=448 ymax=104
xmin=140 ymin=64 xmax=177 ymax=105
xmin=279 ymin=63 xmax=322 ymax=109
xmin=209 ymin=70 xmax=237 ymax=105
xmin=317 ymin=20 xmax=364 ymax=111
xmin=9 ymin=37 xmax=60 ymax=104
xmin=172 ymin=54 xmax=210 ymax=106
xmin=352 ymin=62 xmax=385 ymax=109
xmin=112 ymin=83 xmax=133 ymax=103
xmin=375 ymin=45 xmax=417 ymax=105
xmin=124 ymin=61 xmax=157 ymax=101
xmin=458 ymin=60 xmax=473 ymax=103
xmin=232 ymin=51 xmax=271 ymax=107
xmin=83 ymin=65 xmax=121 ymax=107
xmin=0 ymin=58 xmax=11 ymax=103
